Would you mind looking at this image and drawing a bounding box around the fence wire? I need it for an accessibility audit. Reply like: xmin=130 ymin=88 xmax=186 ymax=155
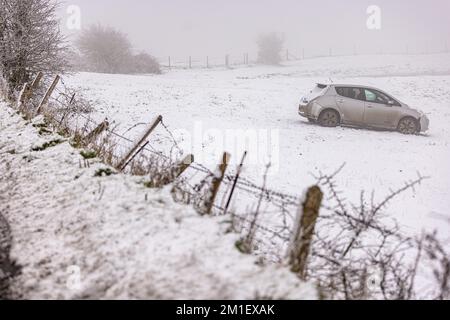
xmin=41 ymin=78 xmax=305 ymax=260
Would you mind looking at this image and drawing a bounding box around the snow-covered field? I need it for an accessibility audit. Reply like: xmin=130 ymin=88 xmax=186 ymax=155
xmin=67 ymin=53 xmax=450 ymax=236
xmin=0 ymin=104 xmax=316 ymax=299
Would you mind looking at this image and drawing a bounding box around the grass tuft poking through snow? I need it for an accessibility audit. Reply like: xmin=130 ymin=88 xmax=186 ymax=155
xmin=31 ymin=139 xmax=65 ymax=152
xmin=80 ymin=150 xmax=97 ymax=160
xmin=94 ymin=168 xmax=116 ymax=177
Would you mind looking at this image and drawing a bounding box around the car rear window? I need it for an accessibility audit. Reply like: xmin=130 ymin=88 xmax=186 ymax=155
xmin=304 ymin=84 xmax=328 ymax=102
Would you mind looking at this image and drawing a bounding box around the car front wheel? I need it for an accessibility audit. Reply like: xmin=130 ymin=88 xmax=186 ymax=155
xmin=318 ymin=110 xmax=340 ymax=127
xmin=398 ymin=117 xmax=419 ymax=135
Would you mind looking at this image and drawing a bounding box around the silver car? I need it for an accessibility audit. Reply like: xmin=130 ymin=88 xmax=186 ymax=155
xmin=298 ymin=84 xmax=429 ymax=134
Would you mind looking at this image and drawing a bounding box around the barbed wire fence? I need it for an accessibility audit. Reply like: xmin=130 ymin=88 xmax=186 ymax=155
xmin=156 ymin=44 xmax=450 ymax=70
xmin=11 ymin=72 xmax=450 ymax=299
xmin=16 ymin=73 xmax=314 ymax=267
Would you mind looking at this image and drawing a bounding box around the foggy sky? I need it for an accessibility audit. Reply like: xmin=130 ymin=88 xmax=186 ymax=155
xmin=58 ymin=0 xmax=450 ymax=60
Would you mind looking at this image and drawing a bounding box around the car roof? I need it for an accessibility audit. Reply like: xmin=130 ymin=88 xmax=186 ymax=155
xmin=324 ymin=83 xmax=384 ymax=91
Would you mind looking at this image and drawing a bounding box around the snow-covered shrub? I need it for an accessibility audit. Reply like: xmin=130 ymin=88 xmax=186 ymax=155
xmin=307 ymin=169 xmax=450 ymax=300
xmin=0 ymin=0 xmax=68 ymax=90
xmin=130 ymin=53 xmax=161 ymax=75
xmin=130 ymin=152 xmax=179 ymax=188
xmin=51 ymin=86 xmax=94 ymax=115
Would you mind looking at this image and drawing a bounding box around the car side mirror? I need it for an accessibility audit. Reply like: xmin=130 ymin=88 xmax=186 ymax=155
xmin=387 ymin=100 xmax=395 ymax=106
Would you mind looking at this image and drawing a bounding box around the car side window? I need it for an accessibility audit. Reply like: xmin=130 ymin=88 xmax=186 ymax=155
xmin=336 ymin=87 xmax=365 ymax=101
xmin=351 ymin=88 xmax=365 ymax=101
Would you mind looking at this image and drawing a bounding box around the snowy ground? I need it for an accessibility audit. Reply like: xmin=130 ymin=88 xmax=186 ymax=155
xmin=0 ymin=104 xmax=316 ymax=299
xmin=67 ymin=53 xmax=450 ymax=236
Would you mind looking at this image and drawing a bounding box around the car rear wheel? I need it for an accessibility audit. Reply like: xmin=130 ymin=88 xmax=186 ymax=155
xmin=318 ymin=110 xmax=340 ymax=127
xmin=398 ymin=117 xmax=419 ymax=135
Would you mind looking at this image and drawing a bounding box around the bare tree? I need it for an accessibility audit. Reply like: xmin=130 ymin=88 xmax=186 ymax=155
xmin=77 ymin=25 xmax=132 ymax=74
xmin=76 ymin=25 xmax=161 ymax=75
xmin=0 ymin=0 xmax=68 ymax=91
xmin=257 ymin=33 xmax=284 ymax=65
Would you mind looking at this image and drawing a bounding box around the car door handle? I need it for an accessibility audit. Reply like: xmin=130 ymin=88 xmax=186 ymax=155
xmin=367 ymin=105 xmax=374 ymax=109
xmin=337 ymin=99 xmax=344 ymax=103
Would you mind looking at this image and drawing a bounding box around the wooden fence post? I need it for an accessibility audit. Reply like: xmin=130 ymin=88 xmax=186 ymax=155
xmin=225 ymin=55 xmax=229 ymax=68
xmin=18 ymin=72 xmax=43 ymax=111
xmin=168 ymin=56 xmax=171 ymax=69
xmin=30 ymin=72 xmax=43 ymax=91
xmin=69 ymin=93 xmax=76 ymax=105
xmin=189 ymin=56 xmax=192 ymax=69
xmin=116 ymin=115 xmax=163 ymax=171
xmin=288 ymin=185 xmax=323 ymax=279
xmin=223 ymin=151 xmax=247 ymax=215
xmin=84 ymin=119 xmax=109 ymax=145
xmin=37 ymin=75 xmax=60 ymax=114
xmin=120 ymin=141 xmax=150 ymax=172
xmin=174 ymin=154 xmax=194 ymax=178
xmin=206 ymin=56 xmax=209 ymax=69
xmin=17 ymin=83 xmax=31 ymax=108
xmin=205 ymin=152 xmax=231 ymax=215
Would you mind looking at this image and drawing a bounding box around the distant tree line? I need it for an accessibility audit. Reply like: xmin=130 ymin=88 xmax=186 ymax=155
xmin=0 ymin=0 xmax=282 ymax=91
xmin=0 ymin=4 xmax=161 ymax=95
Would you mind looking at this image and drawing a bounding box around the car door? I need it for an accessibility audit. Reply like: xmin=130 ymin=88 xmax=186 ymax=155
xmin=363 ymin=89 xmax=402 ymax=129
xmin=335 ymin=87 xmax=366 ymax=125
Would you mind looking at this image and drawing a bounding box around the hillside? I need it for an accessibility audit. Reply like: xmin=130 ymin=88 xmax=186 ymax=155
xmin=0 ymin=103 xmax=316 ymax=299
